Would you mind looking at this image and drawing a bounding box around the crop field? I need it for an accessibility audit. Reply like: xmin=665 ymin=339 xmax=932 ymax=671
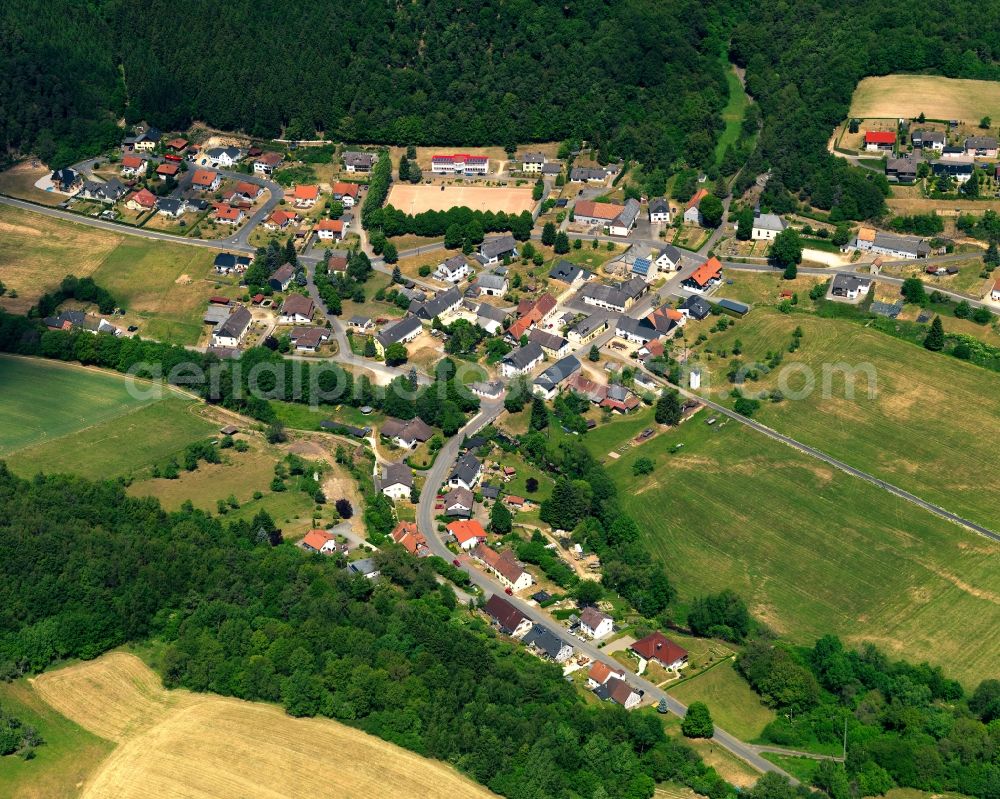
xmin=30 ymin=653 xmax=496 ymax=799
xmin=0 ymin=357 xmax=215 ymax=478
xmin=386 ymin=183 xmax=535 ymax=214
xmin=849 ymin=75 xmax=1000 ymax=121
xmin=0 ymin=204 xmax=220 ymax=344
xmin=669 ymin=661 xmax=775 ymax=742
xmin=692 ymin=309 xmax=1000 ymax=532
xmin=607 ymin=410 xmax=1000 ymax=687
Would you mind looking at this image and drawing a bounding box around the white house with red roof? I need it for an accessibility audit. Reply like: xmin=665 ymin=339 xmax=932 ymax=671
xmin=315 ymin=219 xmax=345 ymax=241
xmin=446 ymin=519 xmax=487 ymax=550
xmin=681 ymin=257 xmax=723 ymax=293
xmin=865 ymin=131 xmax=896 ymax=152
xmin=990 ymin=279 xmax=1000 ymax=303
xmin=292 ymin=184 xmax=320 ymax=208
xmin=192 ymin=169 xmax=222 ymax=192
xmin=301 ymin=529 xmax=338 ymax=554
xmin=120 ymin=155 xmax=147 ymax=178
xmin=630 ymin=631 xmax=689 ymax=674
xmin=332 ymin=182 xmax=360 ymax=208
xmin=431 ymin=154 xmax=489 ymax=176
xmin=213 ymin=204 xmax=245 ymax=226
xmin=586 ymin=660 xmax=627 ymax=690
xmin=579 ymin=607 xmax=614 ymax=639
xmin=125 ymin=188 xmax=157 ymax=211
xmin=683 ymin=188 xmax=709 ymax=225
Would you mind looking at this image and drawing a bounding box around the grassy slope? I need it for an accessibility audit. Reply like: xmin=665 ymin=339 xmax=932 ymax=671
xmin=715 ymin=63 xmax=748 ymax=165
xmin=607 ymin=410 xmax=1000 ymax=687
xmin=669 ymin=661 xmax=776 ymax=741
xmin=694 ymin=309 xmax=1000 ymax=531
xmin=0 ymin=355 xmax=157 ymax=454
xmin=0 ymin=681 xmax=113 ymax=799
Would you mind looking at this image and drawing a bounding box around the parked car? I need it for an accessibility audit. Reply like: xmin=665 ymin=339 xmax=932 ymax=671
xmin=452 ymin=559 xmax=461 ymax=567
xmin=505 ymin=587 xmax=513 ymax=595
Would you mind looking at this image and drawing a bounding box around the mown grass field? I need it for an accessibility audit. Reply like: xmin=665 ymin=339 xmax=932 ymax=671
xmin=29 ymin=653 xmax=496 ymax=799
xmin=715 ymin=64 xmax=749 ymax=165
xmin=0 ymin=204 xmax=221 ymax=344
xmin=669 ymin=661 xmax=775 ymax=742
xmin=693 ymin=309 xmax=1000 ymax=532
xmin=0 ymin=356 xmax=215 ymax=479
xmin=607 ymin=410 xmax=1000 ymax=687
xmin=850 ymin=74 xmax=1000 ymax=121
xmin=0 ymin=680 xmax=113 ymax=799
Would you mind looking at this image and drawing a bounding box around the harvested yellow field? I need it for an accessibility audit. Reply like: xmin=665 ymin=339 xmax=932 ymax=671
xmin=387 ymin=183 xmax=535 ymax=214
xmin=0 ymin=204 xmax=123 ymax=314
xmin=850 ymin=75 xmax=1000 ymax=121
xmin=32 ymin=653 xmax=496 ymax=799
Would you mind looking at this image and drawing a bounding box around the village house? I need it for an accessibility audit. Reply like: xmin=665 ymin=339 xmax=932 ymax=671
xmin=343 ymin=151 xmax=377 ymax=173
xmin=609 ymin=198 xmax=641 ymax=236
xmin=431 ymin=153 xmax=489 ymax=175
xmin=125 ymin=188 xmax=157 ymax=211
xmin=886 ymin=154 xmax=923 ymax=182
xmin=442 ymin=486 xmax=474 ymax=518
xmin=278 ymin=293 xmax=314 ymax=325
xmin=682 ymin=257 xmax=723 ymax=293
xmin=601 ymin=383 xmax=641 ymax=413
xmin=484 ymin=594 xmax=532 ymax=638
xmin=683 ymin=188 xmax=709 ymax=225
xmin=348 ymin=558 xmax=381 ymax=580
xmin=348 ymin=315 xmax=374 ymax=333
xmin=166 ymin=138 xmax=188 ymax=153
xmin=932 ymin=158 xmax=974 ymax=183
xmin=156 ymin=197 xmax=184 ymax=218
xmin=587 ymin=661 xmax=626 ymax=690
xmin=522 ymin=625 xmax=573 ymax=663
xmin=253 ymin=152 xmax=284 ymax=174
xmin=965 ymin=136 xmax=999 ymax=158
xmin=79 ymin=178 xmax=127 ymax=204
xmin=630 ymin=631 xmax=689 ymax=674
xmin=991 ymin=280 xmax=1000 ymax=302
xmin=507 ymin=293 xmax=557 ymax=339
xmin=578 ymin=607 xmax=614 ymax=639
xmin=532 ymin=355 xmax=581 ymax=400
xmin=852 ymin=228 xmax=930 ymax=259
xmin=122 ymin=126 xmax=161 ymax=152
xmin=478 ymin=234 xmax=517 ymax=265
xmin=529 ymin=329 xmax=571 ymax=359
xmin=474 ymin=272 xmax=508 ymax=297
xmin=574 ymin=199 xmax=641 ymax=236
xmin=292 ymin=184 xmax=320 ymax=208
xmin=315 ymin=219 xmax=345 ymax=241
xmin=469 ymin=380 xmax=505 ymax=400
xmin=376 ymin=461 xmax=414 ymax=501
xmin=381 ymin=417 xmax=433 ymax=450
xmin=830 ymin=272 xmax=873 ymax=300
xmin=447 ymin=519 xmax=487 ymax=550
xmin=329 ymin=183 xmax=358 ymax=209
xmin=568 ymin=313 xmax=610 ymax=346
xmin=615 ymin=315 xmax=659 ymax=345
xmin=390 ymin=521 xmax=430 ymax=557
xmin=594 ymin=676 xmax=642 ymax=709
xmin=205 ymin=146 xmax=241 ymax=168
xmin=434 ymin=254 xmax=472 ymax=283
xmin=473 ymin=545 xmax=534 ymax=592
xmin=499 ymin=342 xmax=545 ymax=378
xmin=269 ymin=263 xmax=296 ymax=292
xmin=519 ymin=152 xmax=546 ymax=173
xmin=264 ymin=209 xmax=298 ymax=230
xmin=582 ymin=275 xmax=648 ymax=313
xmin=648 ymin=197 xmax=671 ymax=224
xmin=288 ymin=326 xmax=330 ymax=352
xmin=120 ymin=155 xmax=147 ymax=178
xmin=211 ymin=305 xmax=253 ymax=348
xmin=911 ymin=130 xmax=945 ymax=152
xmin=646 ymin=304 xmax=685 ymax=335
xmin=213 ymin=204 xmax=245 ymax=226
xmin=213 ymin=252 xmax=251 ymax=275
xmin=448 ymin=452 xmax=482 ymax=492
xmin=375 ymin=315 xmax=422 ymax=355
xmin=49 ymin=168 xmax=81 ymax=193
xmin=549 ymin=260 xmax=590 ymax=285
xmin=864 ymin=131 xmax=896 ymax=152
xmin=192 ymin=169 xmax=221 ymax=192
xmin=235 ymin=181 xmax=263 ymax=201
xmin=410 ymin=286 xmax=463 ymax=321
xmin=301 ymin=529 xmax=338 ymax=555
xmin=156 ymin=161 xmax=180 ymax=181
xmin=680 ymin=295 xmax=712 ymax=320
xmin=750 ymin=207 xmax=787 ymax=240
xmin=569 ymin=166 xmax=608 ymax=183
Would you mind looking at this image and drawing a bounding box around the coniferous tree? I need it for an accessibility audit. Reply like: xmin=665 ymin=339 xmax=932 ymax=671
xmin=924 ymin=316 xmax=945 ymax=351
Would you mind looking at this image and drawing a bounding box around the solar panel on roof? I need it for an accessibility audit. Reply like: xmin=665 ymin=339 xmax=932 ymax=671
xmin=632 ymin=258 xmax=651 ymax=276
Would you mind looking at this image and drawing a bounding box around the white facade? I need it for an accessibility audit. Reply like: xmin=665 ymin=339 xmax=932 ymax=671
xmin=431 ymin=155 xmax=489 ymax=175
xmin=381 ymin=481 xmax=410 ymax=501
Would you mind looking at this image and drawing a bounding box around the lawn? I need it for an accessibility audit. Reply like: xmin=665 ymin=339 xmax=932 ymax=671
xmin=759 ymin=753 xmax=820 ymax=785
xmin=0 ymin=355 xmax=162 ymax=455
xmin=715 ymin=63 xmax=749 ymax=166
xmin=850 ymin=74 xmax=1000 ymax=121
xmin=608 ymin=409 xmax=1000 ymax=687
xmin=693 ymin=309 xmax=1000 ymax=532
xmin=669 ymin=661 xmax=776 ymax=741
xmin=0 ymin=680 xmax=114 ymax=799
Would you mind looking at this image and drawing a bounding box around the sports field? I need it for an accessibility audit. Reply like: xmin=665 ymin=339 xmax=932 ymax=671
xmin=695 ymin=309 xmax=1000 ymax=532
xmin=608 ymin=411 xmax=1000 ymax=687
xmin=0 ymin=356 xmax=214 ymax=479
xmin=29 ymin=653 xmax=496 ymax=799
xmin=849 ymin=74 xmax=1000 ymax=121
xmin=387 ymin=183 xmax=535 ymax=214
xmin=0 ymin=204 xmax=220 ymax=344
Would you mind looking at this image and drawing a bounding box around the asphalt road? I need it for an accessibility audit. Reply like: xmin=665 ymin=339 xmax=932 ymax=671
xmin=415 ymin=402 xmax=795 ymax=783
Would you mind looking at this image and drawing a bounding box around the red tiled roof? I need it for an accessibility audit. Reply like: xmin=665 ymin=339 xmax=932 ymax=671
xmin=302 ymin=529 xmax=334 ymax=551
xmin=129 ymin=188 xmax=156 ymax=207
xmin=447 ymin=519 xmax=486 ymax=545
xmin=192 ymin=169 xmax=218 ymax=187
xmin=268 ymin=210 xmax=296 ymax=226
xmin=316 ymin=219 xmax=344 ymax=232
xmin=213 ymin=204 xmax=243 ymax=221
xmin=865 ymin=131 xmax=896 ymax=144
xmin=631 ymin=631 xmax=688 ymax=666
xmin=236 ymin=181 xmax=261 ymax=197
xmin=390 ymin=521 xmax=427 ymax=555
xmin=687 ymin=257 xmax=722 ymax=287
xmin=156 ymin=161 xmax=179 ymax=175
xmin=167 ymin=138 xmax=188 ymax=150
xmin=255 ymin=151 xmax=283 ymax=166
xmin=328 ymin=254 xmax=348 ymax=271
xmin=575 ymin=200 xmax=622 ymax=221
xmin=506 ymin=495 xmax=525 ymax=506
xmin=333 ymin=182 xmax=359 ymax=197
xmin=121 ymin=155 xmax=144 ymax=169
xmin=293 ymin=184 xmax=319 ymax=200
xmin=686 ymin=188 xmax=709 ymax=210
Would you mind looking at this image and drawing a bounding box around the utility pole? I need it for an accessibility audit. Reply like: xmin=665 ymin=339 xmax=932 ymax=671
xmin=842 ymin=715 xmax=848 ymax=761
